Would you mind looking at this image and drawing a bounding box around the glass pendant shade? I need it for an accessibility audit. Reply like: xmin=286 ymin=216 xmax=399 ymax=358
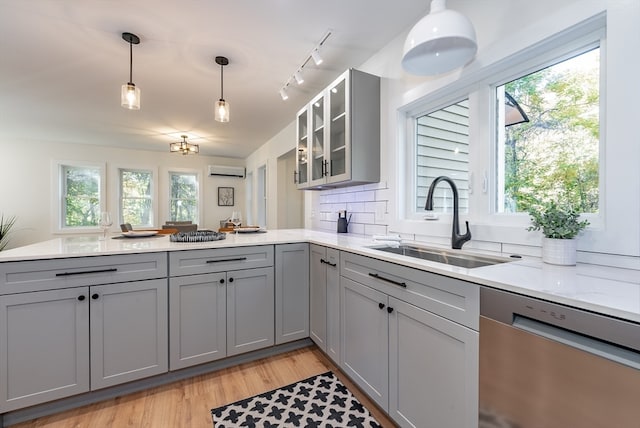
xmin=121 ymin=83 xmax=140 ymax=110
xmin=215 ymin=99 xmax=229 ymax=122
xmin=402 ymin=0 xmax=477 ymax=76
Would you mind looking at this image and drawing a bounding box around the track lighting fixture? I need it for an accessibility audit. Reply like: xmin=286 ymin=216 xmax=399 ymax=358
xmin=279 ymin=30 xmax=331 ymax=101
xmin=121 ymin=32 xmax=141 ymax=110
xmin=215 ymin=56 xmax=230 ymax=123
xmin=169 ymin=135 xmax=199 ymax=155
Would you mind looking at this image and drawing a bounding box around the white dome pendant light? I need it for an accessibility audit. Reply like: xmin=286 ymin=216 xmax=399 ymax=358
xmin=402 ymin=0 xmax=477 ymax=76
xmin=121 ymin=32 xmax=141 ymax=110
xmin=215 ymin=56 xmax=230 ymax=123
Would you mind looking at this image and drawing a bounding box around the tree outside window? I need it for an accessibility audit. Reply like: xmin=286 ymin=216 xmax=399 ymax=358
xmin=120 ymin=169 xmax=153 ymax=227
xmin=62 ymin=165 xmax=101 ymax=227
xmin=497 ymin=47 xmax=600 ymax=214
xmin=169 ymin=172 xmax=198 ymax=222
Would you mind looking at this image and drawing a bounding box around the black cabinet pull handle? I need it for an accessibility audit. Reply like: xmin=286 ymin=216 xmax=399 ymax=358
xmin=91 ymin=293 xmax=100 ymax=300
xmin=378 ymin=302 xmax=385 ymax=310
xmin=229 ymin=277 xmax=234 ymax=283
xmin=326 ymin=261 xmax=337 ymax=267
xmin=368 ymin=273 xmax=407 ymax=288
xmin=206 ymin=257 xmax=247 ymax=264
xmin=219 ymin=278 xmax=225 ymax=284
xmin=56 ymin=268 xmax=117 ymax=277
xmin=320 ymin=259 xmax=327 ymax=264
xmin=77 ymin=295 xmax=86 ymax=301
xmin=387 ymin=307 xmax=394 ymax=314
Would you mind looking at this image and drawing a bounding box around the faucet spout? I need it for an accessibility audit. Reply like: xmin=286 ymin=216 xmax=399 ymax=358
xmin=425 ymin=176 xmax=471 ymax=249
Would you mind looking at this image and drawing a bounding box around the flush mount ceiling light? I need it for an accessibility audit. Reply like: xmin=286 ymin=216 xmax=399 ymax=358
xmin=401 ymin=0 xmax=477 ymax=76
xmin=121 ymin=32 xmax=141 ymax=110
xmin=169 ymin=135 xmax=199 ymax=155
xmin=279 ymin=30 xmax=331 ymax=101
xmin=214 ymin=56 xmax=230 ymax=123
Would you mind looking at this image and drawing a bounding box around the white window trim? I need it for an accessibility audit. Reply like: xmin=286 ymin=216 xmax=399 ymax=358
xmin=391 ymin=12 xmax=640 ymax=258
xmin=165 ymin=168 xmax=203 ymax=225
xmin=51 ymin=160 xmax=106 ymax=234
xmin=111 ymin=165 xmax=158 ymax=228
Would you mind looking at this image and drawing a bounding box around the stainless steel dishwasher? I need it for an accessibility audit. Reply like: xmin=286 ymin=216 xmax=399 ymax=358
xmin=479 ymin=286 xmax=640 ymax=428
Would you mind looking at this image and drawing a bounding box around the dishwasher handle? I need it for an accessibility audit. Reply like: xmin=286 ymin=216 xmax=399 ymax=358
xmin=513 ymin=315 xmax=640 ymax=370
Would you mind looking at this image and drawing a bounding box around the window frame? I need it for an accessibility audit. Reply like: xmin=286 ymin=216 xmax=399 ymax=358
xmin=117 ymin=167 xmax=156 ymax=228
xmin=167 ymin=169 xmax=202 ymax=224
xmin=52 ymin=160 xmax=106 ymax=233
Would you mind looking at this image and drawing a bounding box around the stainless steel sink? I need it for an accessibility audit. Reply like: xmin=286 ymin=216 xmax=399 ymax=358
xmin=369 ymin=244 xmax=513 ymax=269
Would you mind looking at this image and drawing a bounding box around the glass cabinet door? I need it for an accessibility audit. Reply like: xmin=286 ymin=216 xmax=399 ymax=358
xmin=296 ymin=107 xmax=308 ymax=188
xmin=328 ymin=73 xmax=349 ymax=182
xmin=310 ymin=93 xmax=327 ymax=186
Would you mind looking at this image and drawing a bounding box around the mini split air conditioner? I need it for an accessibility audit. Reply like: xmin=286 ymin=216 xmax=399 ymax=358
xmin=208 ymin=165 xmax=246 ymax=178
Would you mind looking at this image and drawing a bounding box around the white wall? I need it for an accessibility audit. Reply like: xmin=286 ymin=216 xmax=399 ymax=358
xmin=248 ymin=0 xmax=640 ymax=266
xmin=0 ymin=138 xmax=245 ymax=248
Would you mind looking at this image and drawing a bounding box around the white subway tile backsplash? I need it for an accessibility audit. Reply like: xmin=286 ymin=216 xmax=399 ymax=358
xmin=365 ymin=224 xmax=388 ymax=236
xmin=356 ymin=191 xmax=375 ymax=202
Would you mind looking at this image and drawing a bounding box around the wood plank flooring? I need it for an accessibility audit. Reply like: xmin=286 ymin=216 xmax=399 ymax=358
xmin=11 ymin=346 xmax=396 ymax=427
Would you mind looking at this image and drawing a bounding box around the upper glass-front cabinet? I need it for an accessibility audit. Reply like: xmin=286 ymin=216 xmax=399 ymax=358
xmin=295 ymin=107 xmax=308 ymax=188
xmin=295 ymin=68 xmax=380 ymax=190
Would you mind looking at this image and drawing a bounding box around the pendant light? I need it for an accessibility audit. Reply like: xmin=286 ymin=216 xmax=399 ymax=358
xmin=401 ymin=0 xmax=477 ymax=76
xmin=121 ymin=32 xmax=141 ymax=110
xmin=215 ymin=56 xmax=230 ymax=122
xmin=169 ymin=135 xmax=199 ymax=155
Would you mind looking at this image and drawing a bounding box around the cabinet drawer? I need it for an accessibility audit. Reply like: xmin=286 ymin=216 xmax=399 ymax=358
xmin=169 ymin=245 xmax=274 ymax=277
xmin=340 ymin=251 xmax=479 ymax=330
xmin=0 ymin=253 xmax=168 ymax=295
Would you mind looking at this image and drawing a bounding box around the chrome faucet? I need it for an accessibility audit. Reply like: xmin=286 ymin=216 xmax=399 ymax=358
xmin=425 ymin=176 xmax=471 ymax=250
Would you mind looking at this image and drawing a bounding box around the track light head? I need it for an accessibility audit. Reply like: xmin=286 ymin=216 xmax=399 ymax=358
xmin=311 ymin=49 xmax=323 ymax=65
xmin=294 ymin=71 xmax=304 ymax=85
xmin=279 ymin=88 xmax=289 ymax=100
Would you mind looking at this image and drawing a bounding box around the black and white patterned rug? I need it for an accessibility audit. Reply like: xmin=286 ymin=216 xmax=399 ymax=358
xmin=211 ymin=371 xmax=383 ymax=428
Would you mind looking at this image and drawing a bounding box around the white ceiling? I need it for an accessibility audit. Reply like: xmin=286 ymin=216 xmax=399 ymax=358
xmin=0 ymin=0 xmax=433 ymax=158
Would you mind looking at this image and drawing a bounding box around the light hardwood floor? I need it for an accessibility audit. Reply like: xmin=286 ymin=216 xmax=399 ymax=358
xmin=11 ymin=346 xmax=396 ymax=428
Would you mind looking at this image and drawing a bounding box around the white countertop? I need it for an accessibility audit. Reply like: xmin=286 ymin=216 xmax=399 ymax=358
xmin=1 ymin=229 xmax=638 ymax=323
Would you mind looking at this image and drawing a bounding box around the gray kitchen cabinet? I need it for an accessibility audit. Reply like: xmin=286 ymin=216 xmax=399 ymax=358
xmin=275 ymin=243 xmax=309 ymax=345
xmin=296 ymin=68 xmax=380 ymax=189
xmin=169 ymin=273 xmax=226 ymax=370
xmin=168 ymin=246 xmax=275 ymax=364
xmin=309 ymin=245 xmax=340 ymax=363
xmin=340 ymin=251 xmax=479 ymax=427
xmin=89 ymin=279 xmax=169 ymax=390
xmin=388 ymin=297 xmax=479 ymax=428
xmin=227 ymin=267 xmax=274 ymax=356
xmin=0 ymin=288 xmax=90 ymax=412
xmin=340 ymin=276 xmax=388 ymax=410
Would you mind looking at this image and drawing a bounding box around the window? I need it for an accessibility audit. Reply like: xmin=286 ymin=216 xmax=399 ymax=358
xmin=169 ymin=171 xmax=199 ymax=222
xmin=414 ymin=99 xmax=470 ymax=214
xmin=119 ymin=168 xmax=153 ymax=227
xmin=496 ymin=47 xmax=600 ymax=214
xmin=58 ymin=163 xmax=104 ymax=229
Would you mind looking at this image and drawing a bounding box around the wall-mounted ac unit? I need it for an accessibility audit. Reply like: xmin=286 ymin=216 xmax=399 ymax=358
xmin=208 ymin=165 xmax=246 ymax=178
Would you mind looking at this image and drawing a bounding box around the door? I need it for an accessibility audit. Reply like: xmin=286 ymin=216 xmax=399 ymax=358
xmin=90 ymin=279 xmax=168 ymax=390
xmin=325 ymin=247 xmax=340 ymax=363
xmin=309 ymin=244 xmax=327 ymax=350
xmin=275 ymin=244 xmax=309 ymax=344
xmin=309 ymin=91 xmax=328 ymax=187
xmin=389 ymin=297 xmax=479 ymax=428
xmin=257 ymin=164 xmax=267 ymax=227
xmin=327 ymin=71 xmax=351 ymax=184
xmin=296 ymin=106 xmax=309 ymax=188
xmin=227 ymin=267 xmax=274 ymax=356
xmin=0 ymin=288 xmax=90 ymax=412
xmin=169 ymin=273 xmax=227 ymax=370
xmin=341 ymin=277 xmax=389 ymax=411
xmin=276 ymin=150 xmax=304 ymax=229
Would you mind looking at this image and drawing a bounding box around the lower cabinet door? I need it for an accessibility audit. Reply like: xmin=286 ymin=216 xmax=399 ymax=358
xmin=0 ymin=288 xmax=90 ymax=412
xmin=169 ymin=273 xmax=227 ymax=370
xmin=275 ymin=243 xmax=309 ymax=345
xmin=227 ymin=267 xmax=275 ymax=356
xmin=90 ymin=279 xmax=168 ymax=390
xmin=325 ymin=248 xmax=340 ymax=364
xmin=388 ymin=297 xmax=479 ymax=428
xmin=309 ymin=245 xmax=327 ymax=350
xmin=340 ymin=277 xmax=389 ymax=411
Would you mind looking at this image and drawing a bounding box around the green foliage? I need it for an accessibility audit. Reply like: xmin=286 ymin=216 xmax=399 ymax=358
xmin=527 ymin=201 xmax=589 ymax=239
xmin=0 ymin=214 xmax=17 ymax=251
xmin=503 ymin=48 xmax=600 ymax=214
xmin=64 ymin=166 xmax=100 ymax=227
xmin=169 ymin=173 xmax=198 ymax=222
xmin=121 ymin=170 xmax=153 ymax=226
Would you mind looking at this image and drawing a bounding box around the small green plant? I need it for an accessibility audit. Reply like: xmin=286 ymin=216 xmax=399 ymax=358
xmin=0 ymin=214 xmax=17 ymax=251
xmin=527 ymin=202 xmax=589 ymax=239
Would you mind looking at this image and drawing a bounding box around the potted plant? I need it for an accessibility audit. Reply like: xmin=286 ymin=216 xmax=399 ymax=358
xmin=527 ymin=202 xmax=589 ymax=265
xmin=0 ymin=214 xmax=17 ymax=251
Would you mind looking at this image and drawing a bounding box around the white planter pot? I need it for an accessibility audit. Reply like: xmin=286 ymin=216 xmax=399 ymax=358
xmin=542 ymin=237 xmax=577 ymax=266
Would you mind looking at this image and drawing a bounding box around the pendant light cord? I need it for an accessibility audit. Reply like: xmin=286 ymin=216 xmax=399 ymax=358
xmin=220 ymin=63 xmax=224 ymax=100
xmin=129 ymin=41 xmax=133 ymax=84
